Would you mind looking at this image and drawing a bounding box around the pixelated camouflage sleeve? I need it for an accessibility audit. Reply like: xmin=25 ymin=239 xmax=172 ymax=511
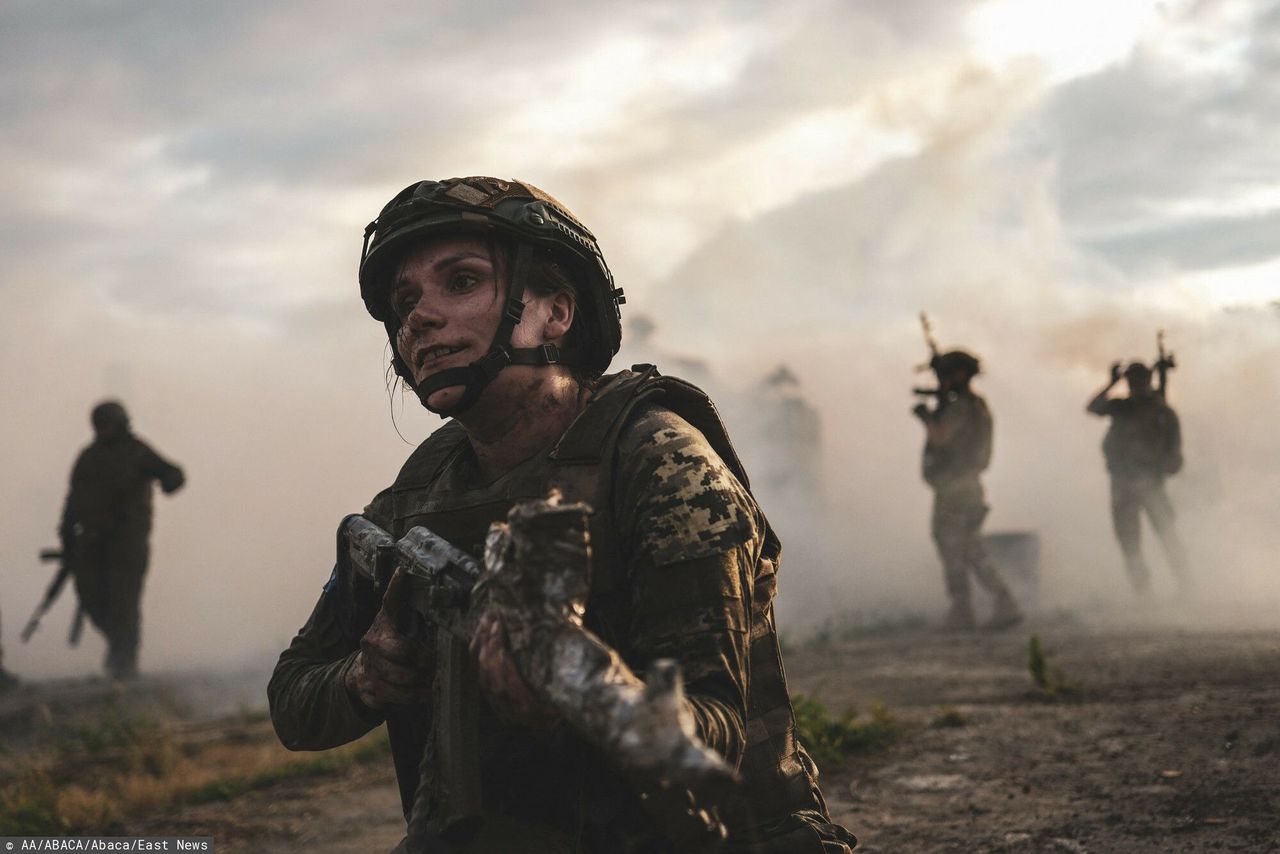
xmin=268 ymin=489 xmax=394 ymax=750
xmin=612 ymin=405 xmax=758 ymax=766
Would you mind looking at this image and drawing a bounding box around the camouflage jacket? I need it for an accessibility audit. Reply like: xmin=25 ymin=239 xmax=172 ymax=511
xmin=922 ymin=390 xmax=993 ymax=488
xmin=1099 ymin=396 xmax=1183 ymax=477
xmin=269 ymin=368 xmax=848 ymax=852
xmin=60 ymin=434 xmax=185 ymax=541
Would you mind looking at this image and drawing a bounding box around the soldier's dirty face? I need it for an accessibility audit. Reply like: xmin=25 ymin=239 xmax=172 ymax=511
xmin=390 ymin=235 xmax=505 ymax=412
xmin=389 ymin=235 xmax=568 ymax=414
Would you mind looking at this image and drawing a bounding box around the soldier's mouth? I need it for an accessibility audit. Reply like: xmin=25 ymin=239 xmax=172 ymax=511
xmin=416 ymin=344 xmax=467 ymax=369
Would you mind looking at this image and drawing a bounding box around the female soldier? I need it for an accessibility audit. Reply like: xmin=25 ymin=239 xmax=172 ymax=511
xmin=269 ymin=177 xmax=854 ymax=853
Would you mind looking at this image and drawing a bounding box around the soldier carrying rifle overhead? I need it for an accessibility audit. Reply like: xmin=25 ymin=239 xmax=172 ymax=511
xmin=1086 ymin=331 xmax=1190 ymax=594
xmin=912 ymin=314 xmax=1022 ymax=632
xmin=268 ymin=177 xmax=856 ymax=853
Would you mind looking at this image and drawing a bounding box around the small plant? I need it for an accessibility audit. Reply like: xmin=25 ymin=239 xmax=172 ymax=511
xmin=1028 ymin=634 xmax=1049 ymax=692
xmin=1027 ymin=634 xmax=1082 ymax=700
xmin=931 ymin=706 xmax=968 ymax=728
xmin=803 ymin=623 xmax=834 ymax=651
xmin=792 ymin=694 xmax=904 ymax=767
xmin=0 ymin=769 xmax=67 ymax=835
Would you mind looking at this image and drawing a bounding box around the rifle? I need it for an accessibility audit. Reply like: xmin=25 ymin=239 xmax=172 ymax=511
xmin=913 ymin=311 xmax=943 ymax=397
xmin=339 ymin=495 xmax=734 ymax=851
xmin=1154 ymin=329 xmax=1176 ymax=400
xmin=21 ymin=548 xmax=85 ymax=645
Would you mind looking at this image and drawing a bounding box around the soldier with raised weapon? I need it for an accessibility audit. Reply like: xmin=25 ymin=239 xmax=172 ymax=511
xmin=1087 ymin=331 xmax=1190 ymax=593
xmin=911 ymin=313 xmax=1022 ymax=631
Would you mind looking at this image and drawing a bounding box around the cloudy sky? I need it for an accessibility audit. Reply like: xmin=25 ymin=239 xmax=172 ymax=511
xmin=2 ymin=0 xmax=1277 ymax=676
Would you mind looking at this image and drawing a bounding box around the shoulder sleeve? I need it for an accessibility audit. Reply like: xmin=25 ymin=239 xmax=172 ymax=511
xmin=269 ymin=485 xmax=393 ymax=750
xmin=269 ymin=562 xmax=385 ymax=750
xmin=136 ymin=439 xmax=185 ymax=494
xmin=363 ymin=486 xmax=395 ymax=530
xmin=613 ymin=406 xmax=760 ymax=570
xmin=611 ymin=404 xmax=757 ymax=766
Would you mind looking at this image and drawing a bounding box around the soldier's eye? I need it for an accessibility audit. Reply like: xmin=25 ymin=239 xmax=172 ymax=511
xmin=447 ymin=272 xmax=480 ymax=293
xmin=393 ymin=292 xmax=417 ymax=319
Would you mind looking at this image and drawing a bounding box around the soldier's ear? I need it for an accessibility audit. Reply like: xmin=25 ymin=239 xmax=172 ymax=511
xmin=543 ymin=291 xmax=575 ymax=342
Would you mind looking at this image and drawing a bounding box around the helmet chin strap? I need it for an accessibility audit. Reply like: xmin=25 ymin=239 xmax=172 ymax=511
xmin=407 ymin=242 xmax=571 ymax=417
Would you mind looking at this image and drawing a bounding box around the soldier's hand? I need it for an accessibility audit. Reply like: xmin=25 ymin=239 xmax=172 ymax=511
xmin=912 ymin=402 xmax=930 ymax=421
xmin=471 ymin=613 xmax=559 ymax=729
xmin=1110 ymin=361 xmax=1122 ymax=383
xmin=345 ymin=568 xmax=434 ymax=711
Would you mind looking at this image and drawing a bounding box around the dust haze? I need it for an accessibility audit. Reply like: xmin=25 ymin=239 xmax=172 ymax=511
xmin=2 ymin=0 xmax=1277 ymax=680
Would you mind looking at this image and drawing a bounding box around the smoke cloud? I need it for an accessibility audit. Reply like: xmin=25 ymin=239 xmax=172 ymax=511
xmin=2 ymin=0 xmax=1277 ymax=679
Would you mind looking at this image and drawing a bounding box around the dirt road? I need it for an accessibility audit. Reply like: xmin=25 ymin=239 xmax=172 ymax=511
xmin=13 ymin=616 xmax=1279 ymax=852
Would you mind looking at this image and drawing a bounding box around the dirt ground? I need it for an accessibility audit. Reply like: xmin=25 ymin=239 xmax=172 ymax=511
xmin=790 ymin=615 xmax=1280 ymax=853
xmin=7 ymin=615 xmax=1279 ymax=852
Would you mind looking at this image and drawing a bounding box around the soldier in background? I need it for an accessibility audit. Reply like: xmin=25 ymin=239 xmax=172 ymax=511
xmin=1087 ymin=361 xmax=1190 ymax=593
xmin=0 ymin=612 xmax=18 ymax=692
xmin=913 ymin=350 xmax=1022 ymax=631
xmin=60 ymin=401 xmax=185 ymax=679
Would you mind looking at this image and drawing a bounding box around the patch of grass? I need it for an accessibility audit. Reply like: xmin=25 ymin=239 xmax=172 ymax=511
xmin=803 ymin=624 xmax=834 ymax=651
xmin=58 ymin=696 xmax=159 ymax=755
xmin=1028 ymin=634 xmax=1082 ymax=700
xmin=792 ymin=694 xmax=904 ymax=768
xmin=931 ymin=706 xmax=968 ymax=728
xmin=0 ymin=769 xmax=68 ymax=835
xmin=188 ymin=729 xmax=390 ymax=804
xmin=0 ymin=700 xmax=390 ymax=834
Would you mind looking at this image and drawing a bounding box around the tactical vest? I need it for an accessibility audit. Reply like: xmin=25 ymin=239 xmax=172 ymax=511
xmin=922 ymin=391 xmax=992 ymax=488
xmin=1103 ymin=397 xmax=1181 ymax=475
xmin=387 ymin=366 xmax=846 ymax=849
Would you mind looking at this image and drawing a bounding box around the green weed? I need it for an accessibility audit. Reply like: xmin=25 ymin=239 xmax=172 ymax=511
xmin=1028 ymin=634 xmax=1082 ymax=700
xmin=931 ymin=706 xmax=968 ymax=728
xmin=792 ymin=694 xmax=904 ymax=767
xmin=0 ymin=769 xmax=67 ymax=835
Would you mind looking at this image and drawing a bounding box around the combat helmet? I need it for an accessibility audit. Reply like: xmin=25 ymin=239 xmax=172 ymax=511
xmin=1123 ymin=361 xmax=1152 ymax=380
xmin=90 ymin=400 xmax=130 ymax=435
xmin=932 ymin=349 xmax=981 ymax=378
xmin=359 ymin=177 xmax=625 ymax=414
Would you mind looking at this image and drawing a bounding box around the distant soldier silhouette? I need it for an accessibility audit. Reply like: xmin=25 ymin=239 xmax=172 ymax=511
xmin=913 ymin=350 xmax=1022 ymax=631
xmin=0 ymin=611 xmax=18 ymax=692
xmin=1087 ymin=361 xmax=1189 ymax=593
xmin=59 ymin=401 xmax=185 ymax=679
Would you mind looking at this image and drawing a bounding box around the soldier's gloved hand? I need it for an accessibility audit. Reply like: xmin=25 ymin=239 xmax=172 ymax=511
xmin=1110 ymin=361 xmax=1122 ymax=384
xmin=345 ymin=568 xmax=434 ymax=711
xmin=471 ymin=613 xmax=559 ymax=729
xmin=912 ymin=402 xmax=931 ymax=422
